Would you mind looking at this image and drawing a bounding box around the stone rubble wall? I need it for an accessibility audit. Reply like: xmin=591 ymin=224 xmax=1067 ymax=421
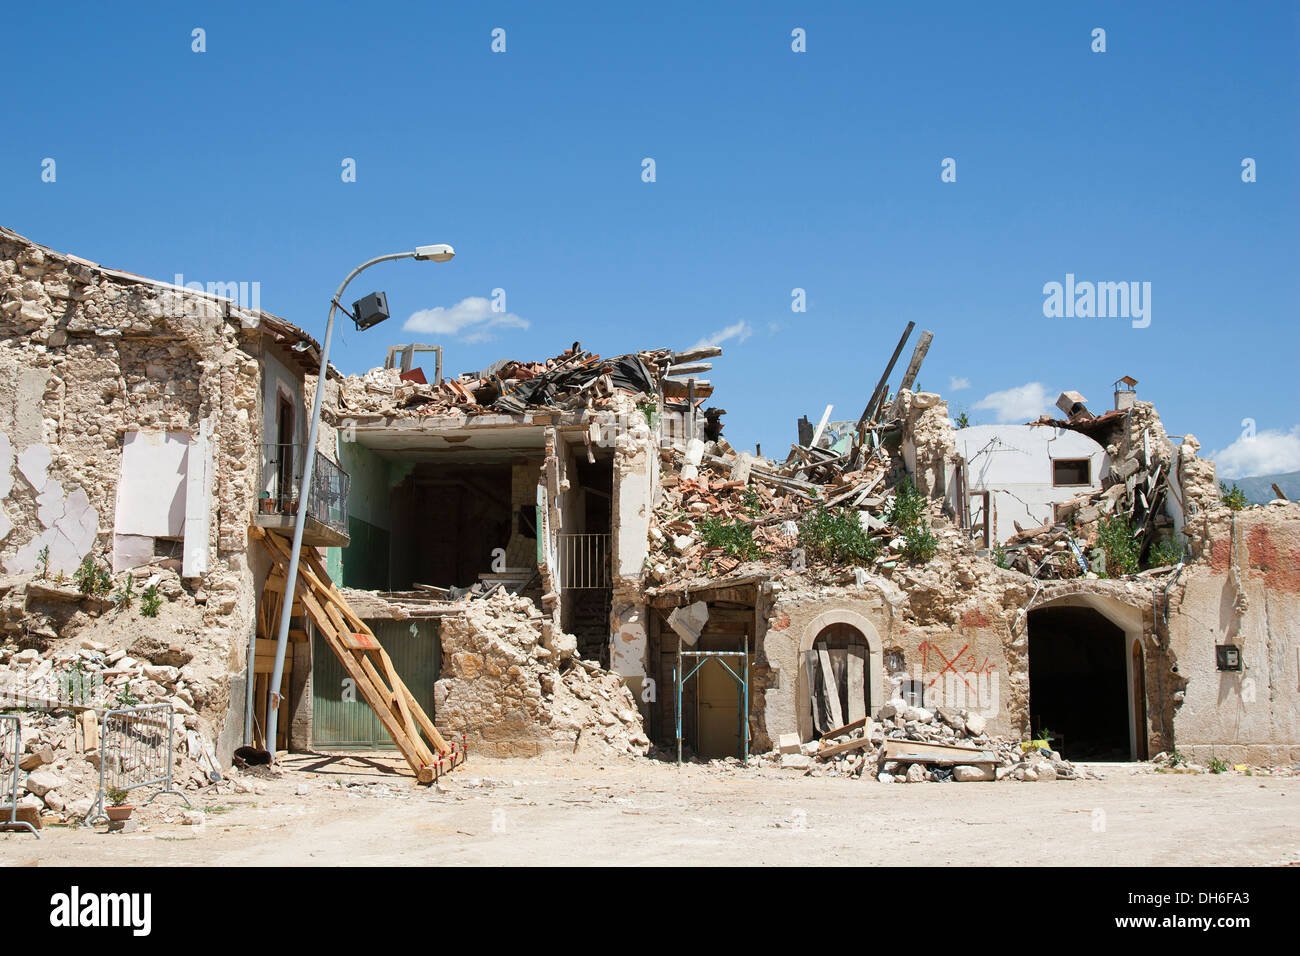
xmin=0 ymin=229 xmax=269 ymax=769
xmin=433 ymin=590 xmax=649 ymax=758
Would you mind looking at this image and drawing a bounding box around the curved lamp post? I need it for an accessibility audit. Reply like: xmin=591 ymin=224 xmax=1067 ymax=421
xmin=264 ymin=243 xmax=455 ymax=759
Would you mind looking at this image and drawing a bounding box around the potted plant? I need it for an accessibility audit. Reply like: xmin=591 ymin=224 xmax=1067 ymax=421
xmin=258 ymin=491 xmax=276 ymax=514
xmin=1021 ymin=727 xmax=1055 ymax=752
xmin=105 ymin=787 xmax=134 ymax=822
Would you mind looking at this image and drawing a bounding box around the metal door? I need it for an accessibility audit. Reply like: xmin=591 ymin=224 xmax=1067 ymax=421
xmin=312 ymin=619 xmax=440 ymax=749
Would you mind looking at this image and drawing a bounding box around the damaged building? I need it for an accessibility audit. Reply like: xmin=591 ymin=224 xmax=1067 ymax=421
xmin=1 ymin=227 xmax=1297 ymax=820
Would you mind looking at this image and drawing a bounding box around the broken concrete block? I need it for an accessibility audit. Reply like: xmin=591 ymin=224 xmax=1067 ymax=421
xmin=905 ymin=763 xmax=928 ymax=783
xmin=953 ymin=764 xmax=995 ymax=782
xmin=777 ymin=733 xmax=801 ymax=755
xmin=19 ymin=746 xmax=54 ymax=771
xmin=23 ymin=769 xmax=67 ymax=798
xmin=780 ymin=753 xmax=811 ymax=770
xmin=666 ymin=600 xmax=708 ymax=647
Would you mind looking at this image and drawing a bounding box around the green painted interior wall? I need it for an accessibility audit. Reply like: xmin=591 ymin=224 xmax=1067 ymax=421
xmin=327 ymin=431 xmax=396 ymax=590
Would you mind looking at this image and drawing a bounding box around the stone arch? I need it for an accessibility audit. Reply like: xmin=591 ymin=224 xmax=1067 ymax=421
xmin=796 ymin=609 xmax=884 ymax=741
xmin=1028 ymin=591 xmax=1148 ymax=760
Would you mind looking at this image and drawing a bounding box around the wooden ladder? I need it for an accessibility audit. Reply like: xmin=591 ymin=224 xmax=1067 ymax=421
xmin=252 ymin=526 xmax=464 ymax=783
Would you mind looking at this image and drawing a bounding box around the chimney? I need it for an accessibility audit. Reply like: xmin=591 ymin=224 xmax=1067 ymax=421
xmin=1114 ymin=376 xmax=1138 ymax=411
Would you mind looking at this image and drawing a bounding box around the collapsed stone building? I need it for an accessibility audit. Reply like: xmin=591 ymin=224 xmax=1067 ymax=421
xmin=1 ymin=225 xmax=1296 ymax=819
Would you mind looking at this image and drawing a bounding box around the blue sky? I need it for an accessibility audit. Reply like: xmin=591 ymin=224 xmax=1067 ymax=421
xmin=3 ymin=2 xmax=1297 ymax=475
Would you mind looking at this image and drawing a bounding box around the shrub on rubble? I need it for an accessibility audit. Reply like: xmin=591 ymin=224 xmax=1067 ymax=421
xmin=798 ymin=506 xmax=880 ymax=566
xmin=902 ymin=523 xmax=938 ymax=562
xmin=886 ymin=476 xmax=938 ymax=564
xmin=1094 ymin=514 xmax=1140 ymax=577
xmin=1219 ymin=481 xmax=1248 ymax=511
xmin=885 ymin=475 xmax=926 ymax=530
xmin=1144 ymin=537 xmax=1183 ymax=569
xmin=698 ymin=517 xmax=758 ymax=559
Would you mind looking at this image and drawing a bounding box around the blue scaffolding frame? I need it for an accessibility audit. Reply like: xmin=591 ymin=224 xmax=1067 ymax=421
xmin=674 ymin=633 xmax=750 ymax=764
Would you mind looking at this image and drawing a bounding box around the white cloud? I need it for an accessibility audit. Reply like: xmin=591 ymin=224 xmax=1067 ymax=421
xmin=1209 ymin=425 xmax=1300 ymax=479
xmin=403 ymin=296 xmax=529 ymax=342
xmin=949 ymin=376 xmax=971 ymax=391
xmin=973 ymin=382 xmax=1052 ymax=423
xmin=689 ymin=320 xmax=752 ymax=352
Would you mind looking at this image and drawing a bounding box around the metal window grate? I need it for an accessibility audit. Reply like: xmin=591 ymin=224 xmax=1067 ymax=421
xmin=555 ymin=533 xmax=611 ymax=590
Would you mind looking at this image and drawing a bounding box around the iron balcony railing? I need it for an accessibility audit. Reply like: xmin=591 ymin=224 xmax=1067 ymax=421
xmin=556 ymin=533 xmax=611 ymax=590
xmin=257 ymin=443 xmax=350 ymax=535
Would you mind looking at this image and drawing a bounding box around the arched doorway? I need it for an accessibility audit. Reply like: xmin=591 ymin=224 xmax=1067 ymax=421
xmin=806 ymin=623 xmax=870 ymax=736
xmin=1027 ymin=600 xmax=1147 ymax=760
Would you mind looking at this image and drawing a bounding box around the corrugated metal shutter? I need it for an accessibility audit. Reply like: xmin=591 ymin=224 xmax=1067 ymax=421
xmin=312 ymin=618 xmax=440 ymax=749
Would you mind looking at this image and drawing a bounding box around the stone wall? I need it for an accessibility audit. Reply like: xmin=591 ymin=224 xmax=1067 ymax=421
xmin=1165 ymin=504 xmax=1300 ymax=763
xmin=0 ymin=228 xmax=271 ymax=762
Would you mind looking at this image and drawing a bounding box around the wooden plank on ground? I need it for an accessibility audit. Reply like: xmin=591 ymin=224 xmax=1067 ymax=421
xmin=816 ymin=734 xmax=874 ymax=760
xmin=819 ymin=716 xmax=867 ymax=740
xmin=882 ymin=739 xmax=996 ymax=766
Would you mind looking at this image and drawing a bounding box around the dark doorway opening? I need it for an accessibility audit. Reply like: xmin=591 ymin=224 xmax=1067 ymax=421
xmin=1028 ymin=605 xmax=1131 ymax=760
xmin=560 ymin=454 xmax=614 ymax=665
xmin=388 ymin=463 xmax=512 ymax=590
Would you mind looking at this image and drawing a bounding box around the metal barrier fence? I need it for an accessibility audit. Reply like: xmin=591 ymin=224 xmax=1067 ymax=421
xmin=86 ymin=703 xmax=190 ymax=825
xmin=1 ymin=714 xmax=39 ymax=838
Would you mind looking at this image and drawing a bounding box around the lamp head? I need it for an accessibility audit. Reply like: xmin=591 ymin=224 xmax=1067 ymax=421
xmin=414 ymin=243 xmax=455 ymax=263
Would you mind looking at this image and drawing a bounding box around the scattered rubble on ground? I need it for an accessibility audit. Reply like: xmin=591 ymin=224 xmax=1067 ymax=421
xmin=746 ymin=699 xmax=1090 ymax=782
xmin=0 ymin=563 xmax=229 ymax=825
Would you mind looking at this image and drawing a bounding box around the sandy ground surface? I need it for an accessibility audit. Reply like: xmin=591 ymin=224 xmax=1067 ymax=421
xmin=3 ymin=752 xmax=1298 ymax=866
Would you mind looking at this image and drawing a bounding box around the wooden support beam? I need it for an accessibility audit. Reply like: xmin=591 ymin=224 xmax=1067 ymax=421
xmin=858 ymin=322 xmax=915 ymax=428
xmin=886 ymin=330 xmax=934 ymax=419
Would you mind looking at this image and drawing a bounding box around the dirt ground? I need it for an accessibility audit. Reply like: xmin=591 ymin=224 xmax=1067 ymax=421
xmin=4 ymin=752 xmax=1298 ymax=866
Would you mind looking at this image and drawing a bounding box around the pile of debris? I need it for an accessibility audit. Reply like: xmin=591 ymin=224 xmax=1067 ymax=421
xmin=0 ymin=565 xmax=230 ymax=826
xmin=333 ymin=343 xmax=715 ymax=421
xmin=433 ymin=589 xmax=650 ymax=759
xmin=754 ymin=701 xmax=1087 ymax=783
xmin=1 ymin=640 xmax=223 ymax=826
xmin=644 ymin=323 xmax=955 ymax=591
xmin=1000 ymin=400 xmax=1184 ymax=579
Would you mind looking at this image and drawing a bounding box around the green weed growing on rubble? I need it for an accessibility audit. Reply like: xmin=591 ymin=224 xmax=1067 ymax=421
xmin=1208 ymin=756 xmax=1229 ymax=774
xmin=1094 ymin=514 xmax=1140 ymax=578
xmin=798 ymin=505 xmax=880 ymax=566
xmin=73 ymin=556 xmax=113 ymax=597
xmin=1219 ymin=481 xmax=1249 ymax=511
xmin=886 ymin=476 xmax=938 ymax=563
xmin=113 ymin=574 xmax=135 ymax=610
xmin=697 ymin=517 xmax=758 ymax=560
xmin=140 ymin=584 xmax=162 ymax=618
xmin=1145 ymin=537 xmax=1183 ymax=569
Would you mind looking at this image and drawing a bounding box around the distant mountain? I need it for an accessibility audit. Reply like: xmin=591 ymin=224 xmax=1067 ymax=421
xmin=1225 ymin=470 xmax=1300 ymax=505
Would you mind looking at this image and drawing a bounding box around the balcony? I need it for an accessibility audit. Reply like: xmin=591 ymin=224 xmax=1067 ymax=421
xmin=254 ymin=443 xmax=351 ymax=548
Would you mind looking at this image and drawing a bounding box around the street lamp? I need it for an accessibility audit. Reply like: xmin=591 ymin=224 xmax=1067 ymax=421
xmin=264 ymin=244 xmax=455 ymax=759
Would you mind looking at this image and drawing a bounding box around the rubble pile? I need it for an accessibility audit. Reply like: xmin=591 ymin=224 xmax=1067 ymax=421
xmin=333 ymin=344 xmax=700 ymax=422
xmin=434 ymin=589 xmax=650 ymax=759
xmin=1002 ymin=402 xmax=1187 ymax=579
xmin=645 ymin=423 xmax=952 ymax=591
xmin=1 ymin=644 xmax=223 ymax=825
xmin=753 ymin=701 xmax=1088 ymax=783
xmin=0 ymin=565 xmax=229 ymax=823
